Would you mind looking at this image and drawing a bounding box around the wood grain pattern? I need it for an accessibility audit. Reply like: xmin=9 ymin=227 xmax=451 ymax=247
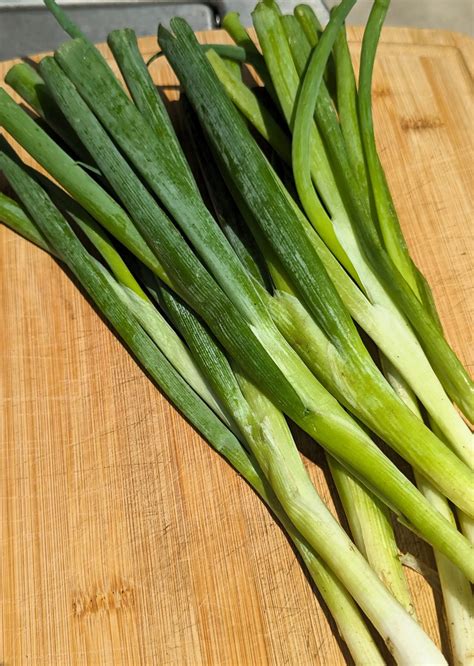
xmin=1 ymin=26 xmax=473 ymax=666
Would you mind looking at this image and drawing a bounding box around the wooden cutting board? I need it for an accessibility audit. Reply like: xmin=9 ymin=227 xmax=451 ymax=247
xmin=1 ymin=26 xmax=473 ymax=666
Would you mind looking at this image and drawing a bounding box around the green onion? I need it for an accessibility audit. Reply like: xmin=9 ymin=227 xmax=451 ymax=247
xmin=353 ymin=0 xmax=474 ymax=542
xmin=3 ymin=9 xmax=470 ymax=570
xmin=332 ymin=19 xmax=375 ymax=225
xmin=348 ymin=0 xmax=460 ymax=343
xmin=0 ymin=191 xmax=51 ymax=252
xmin=353 ymin=8 xmax=474 ymax=658
xmin=316 ymin=6 xmax=474 ymax=659
xmin=16 ymin=17 xmax=470 ymax=568
xmin=358 ymin=0 xmax=420 ymax=294
xmin=5 ymin=62 xmax=91 ymax=165
xmin=2 ymin=0 xmax=469 ymax=578
xmin=180 ymin=105 xmax=272 ymax=291
xmin=57 ymin=36 xmax=273 ymax=330
xmin=328 ymin=455 xmax=415 ymax=616
xmin=253 ymin=4 xmax=355 ymax=274
xmin=222 ymin=6 xmax=472 ymax=454
xmin=321 ymin=4 xmax=474 ymax=419
xmin=294 ymin=3 xmax=322 ymax=42
xmin=35 ymin=53 xmax=310 ymax=420
xmin=206 ymin=49 xmax=291 ymax=163
xmin=1 ymin=3 xmax=472 ymax=659
xmin=221 ymin=11 xmax=276 ymax=94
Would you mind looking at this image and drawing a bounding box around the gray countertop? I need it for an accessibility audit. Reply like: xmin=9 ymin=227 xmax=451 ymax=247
xmin=327 ymin=0 xmax=473 ymax=35
xmin=1 ymin=0 xmax=472 ymax=60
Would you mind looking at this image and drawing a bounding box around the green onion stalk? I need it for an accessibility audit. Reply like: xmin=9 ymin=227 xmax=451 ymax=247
xmin=157 ymin=282 xmax=421 ymax=663
xmin=210 ymin=24 xmax=470 ymax=628
xmin=1 ymin=3 xmax=472 ymax=578
xmin=289 ymin=4 xmax=473 ymax=662
xmin=221 ymin=10 xmax=279 ymax=101
xmin=4 ymin=61 xmax=94 ymax=168
xmin=199 ymin=32 xmax=411 ymax=611
xmin=357 ymin=0 xmax=445 ymax=312
xmin=218 ymin=5 xmax=473 ymax=448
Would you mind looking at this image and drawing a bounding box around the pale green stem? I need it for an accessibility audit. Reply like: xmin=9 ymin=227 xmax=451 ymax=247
xmin=329 ymin=456 xmax=415 ymax=617
xmin=382 ymin=358 xmax=474 ymax=666
xmin=236 ymin=372 xmax=445 ymax=665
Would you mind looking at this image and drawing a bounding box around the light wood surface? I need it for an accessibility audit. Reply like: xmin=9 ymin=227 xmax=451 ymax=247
xmin=1 ymin=26 xmax=473 ymax=666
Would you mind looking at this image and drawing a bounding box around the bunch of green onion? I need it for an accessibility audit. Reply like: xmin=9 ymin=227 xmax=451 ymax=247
xmin=0 ymin=0 xmax=472 ymax=663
